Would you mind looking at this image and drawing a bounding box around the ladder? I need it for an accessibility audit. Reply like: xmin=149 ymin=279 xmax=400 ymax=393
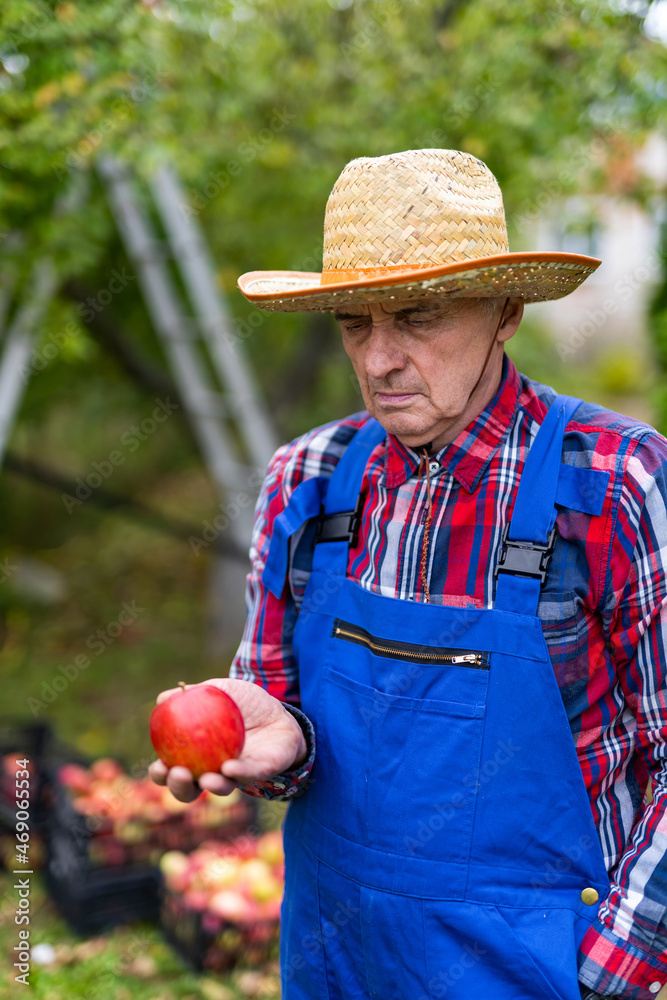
xmin=0 ymin=177 xmax=90 ymax=465
xmin=98 ymin=157 xmax=278 ymax=651
xmin=0 ymin=259 xmax=57 ymax=465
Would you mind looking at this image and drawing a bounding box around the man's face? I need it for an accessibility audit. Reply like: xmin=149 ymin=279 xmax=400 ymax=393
xmin=335 ymin=295 xmax=522 ymax=450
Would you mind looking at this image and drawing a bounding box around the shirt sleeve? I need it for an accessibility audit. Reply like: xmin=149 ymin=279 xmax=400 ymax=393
xmin=578 ymin=432 xmax=667 ymax=999
xmin=229 ymin=442 xmax=316 ymax=801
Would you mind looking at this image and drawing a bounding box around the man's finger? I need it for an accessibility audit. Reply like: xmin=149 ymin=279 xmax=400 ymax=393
xmin=148 ymin=759 xmax=168 ymax=785
xmin=198 ymin=771 xmax=238 ymax=796
xmin=166 ymin=764 xmax=200 ymax=802
xmin=221 ymin=754 xmax=279 ymax=784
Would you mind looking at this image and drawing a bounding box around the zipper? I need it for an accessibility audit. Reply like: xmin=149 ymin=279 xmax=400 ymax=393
xmin=332 ymin=619 xmax=489 ymax=669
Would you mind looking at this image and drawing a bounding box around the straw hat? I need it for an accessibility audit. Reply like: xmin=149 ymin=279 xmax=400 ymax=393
xmin=237 ymin=148 xmax=600 ymax=312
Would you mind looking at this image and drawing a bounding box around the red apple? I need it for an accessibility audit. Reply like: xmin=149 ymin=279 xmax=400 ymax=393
xmin=183 ymin=889 xmax=210 ymax=912
xmin=90 ymin=758 xmax=124 ymax=783
xmin=237 ymin=858 xmax=282 ymax=903
xmin=256 ymin=830 xmax=284 ymax=867
xmin=3 ymin=754 xmax=34 ymax=776
xmin=58 ymin=763 xmax=91 ymax=796
xmin=207 ymin=889 xmax=255 ymax=923
xmin=257 ymin=897 xmax=282 ymax=921
xmin=159 ymin=850 xmax=191 ymax=890
xmin=114 ymin=819 xmax=149 ymax=844
xmin=141 ymin=801 xmax=168 ymax=824
xmin=199 ymin=840 xmax=231 ymax=855
xmin=71 ymin=795 xmax=96 ymax=815
xmin=149 ymin=683 xmax=245 ymax=779
xmin=86 ymin=785 xmax=124 ymax=817
xmin=201 ymin=857 xmax=241 ymax=891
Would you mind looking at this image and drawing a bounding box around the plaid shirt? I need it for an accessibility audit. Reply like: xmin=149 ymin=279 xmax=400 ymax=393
xmin=230 ymin=356 xmax=667 ymax=999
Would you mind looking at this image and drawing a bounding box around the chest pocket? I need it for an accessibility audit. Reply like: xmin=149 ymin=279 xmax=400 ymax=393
xmin=536 ymin=462 xmax=609 ymax=687
xmin=538 ymin=589 xmax=595 ymax=689
xmin=309 ymin=614 xmax=491 ymax=883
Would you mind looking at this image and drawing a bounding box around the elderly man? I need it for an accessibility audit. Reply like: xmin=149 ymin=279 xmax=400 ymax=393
xmin=150 ymin=149 xmax=667 ymax=1000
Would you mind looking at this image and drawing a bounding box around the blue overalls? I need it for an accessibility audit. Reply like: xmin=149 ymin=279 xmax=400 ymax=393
xmin=263 ymin=396 xmax=612 ymax=1000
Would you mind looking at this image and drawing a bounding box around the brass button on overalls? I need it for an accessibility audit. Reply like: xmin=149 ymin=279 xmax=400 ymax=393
xmin=580 ymin=887 xmax=599 ymax=905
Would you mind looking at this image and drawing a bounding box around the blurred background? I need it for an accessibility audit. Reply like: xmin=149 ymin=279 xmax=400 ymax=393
xmin=1 ymin=0 xmax=667 ymax=996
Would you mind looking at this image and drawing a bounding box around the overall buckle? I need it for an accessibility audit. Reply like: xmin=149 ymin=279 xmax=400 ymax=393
xmin=494 ymin=525 xmax=557 ymax=584
xmin=315 ymin=495 xmax=363 ymax=547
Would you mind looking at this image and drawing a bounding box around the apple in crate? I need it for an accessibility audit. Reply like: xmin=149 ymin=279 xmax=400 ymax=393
xmin=257 ymin=896 xmax=282 ymax=921
xmin=159 ymin=850 xmax=191 ymax=892
xmin=150 ymin=683 xmax=245 ymax=779
xmin=208 ymin=889 xmax=256 ymax=924
xmin=256 ymin=831 xmax=284 ymax=867
xmin=89 ymin=758 xmax=125 ymax=783
xmin=58 ymin=763 xmax=92 ymax=796
xmin=184 ymin=889 xmax=210 ymax=912
xmin=197 ymin=856 xmax=241 ymax=892
xmin=114 ymin=819 xmax=150 ymax=845
xmin=237 ymin=857 xmax=283 ymax=907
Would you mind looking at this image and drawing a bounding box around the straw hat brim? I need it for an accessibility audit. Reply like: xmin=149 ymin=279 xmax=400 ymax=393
xmin=238 ymin=251 xmax=601 ymax=312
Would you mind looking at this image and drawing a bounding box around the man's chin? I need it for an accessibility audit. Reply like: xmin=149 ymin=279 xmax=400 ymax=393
xmin=370 ymin=408 xmax=434 ymax=444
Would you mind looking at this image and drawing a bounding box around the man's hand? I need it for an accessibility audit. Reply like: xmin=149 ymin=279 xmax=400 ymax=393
xmin=148 ymin=678 xmax=308 ymax=802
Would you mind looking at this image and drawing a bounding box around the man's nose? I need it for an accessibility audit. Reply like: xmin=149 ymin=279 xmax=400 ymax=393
xmin=363 ymin=323 xmax=406 ymax=379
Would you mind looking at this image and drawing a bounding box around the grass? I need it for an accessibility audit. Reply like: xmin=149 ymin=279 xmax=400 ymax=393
xmin=0 ymin=868 xmax=281 ymax=1000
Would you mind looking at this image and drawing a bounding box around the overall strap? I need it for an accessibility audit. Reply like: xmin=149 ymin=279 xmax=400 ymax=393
xmin=324 ymin=418 xmax=387 ymax=515
xmin=262 ymin=418 xmax=386 ymax=598
xmin=312 ymin=417 xmax=386 ymax=577
xmin=262 ymin=475 xmax=329 ymax=598
xmin=494 ymin=395 xmax=582 ymax=615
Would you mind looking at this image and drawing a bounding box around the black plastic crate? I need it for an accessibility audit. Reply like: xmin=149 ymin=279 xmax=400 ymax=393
xmin=43 ymin=759 xmax=258 ymax=870
xmin=0 ymin=718 xmax=92 ymax=835
xmin=0 ymin=719 xmax=51 ymax=831
xmin=45 ymin=821 xmax=160 ymax=934
xmin=41 ymin=759 xmax=259 ymax=933
xmin=0 ymin=719 xmax=50 ymax=759
xmin=0 ymin=720 xmax=55 ymax=872
xmin=39 ymin=762 xmax=163 ymax=933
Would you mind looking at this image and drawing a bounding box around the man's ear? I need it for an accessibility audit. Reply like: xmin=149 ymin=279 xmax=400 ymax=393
xmin=497 ymin=297 xmax=524 ymax=344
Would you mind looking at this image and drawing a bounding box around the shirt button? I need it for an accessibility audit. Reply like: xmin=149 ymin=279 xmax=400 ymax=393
xmin=428 ymin=460 xmax=440 ymax=475
xmin=648 ymin=983 xmax=662 ymax=994
xmin=580 ymin=887 xmax=599 ymax=905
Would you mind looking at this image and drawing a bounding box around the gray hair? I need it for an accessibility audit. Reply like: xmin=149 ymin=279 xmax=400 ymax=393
xmin=478 ymin=297 xmax=507 ymax=318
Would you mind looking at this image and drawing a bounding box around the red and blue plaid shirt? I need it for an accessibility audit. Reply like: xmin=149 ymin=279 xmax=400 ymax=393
xmin=230 ymin=356 xmax=667 ymax=998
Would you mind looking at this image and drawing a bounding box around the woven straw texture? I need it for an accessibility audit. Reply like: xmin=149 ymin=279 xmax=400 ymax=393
xmin=237 ymin=148 xmax=601 ymax=311
xmin=322 ymin=149 xmax=508 ymax=273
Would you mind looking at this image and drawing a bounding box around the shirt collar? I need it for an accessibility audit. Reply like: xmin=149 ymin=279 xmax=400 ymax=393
xmin=384 ymin=354 xmax=521 ymax=493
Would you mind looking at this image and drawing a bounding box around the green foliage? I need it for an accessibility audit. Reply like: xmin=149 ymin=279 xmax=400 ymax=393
xmin=0 ymin=0 xmax=664 ymax=771
xmin=596 ymin=346 xmax=645 ymax=396
xmin=0 ymin=0 xmax=664 ymax=448
xmin=0 ymin=0 xmax=662 ymax=677
xmin=2 ymin=0 xmax=665 ymax=280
